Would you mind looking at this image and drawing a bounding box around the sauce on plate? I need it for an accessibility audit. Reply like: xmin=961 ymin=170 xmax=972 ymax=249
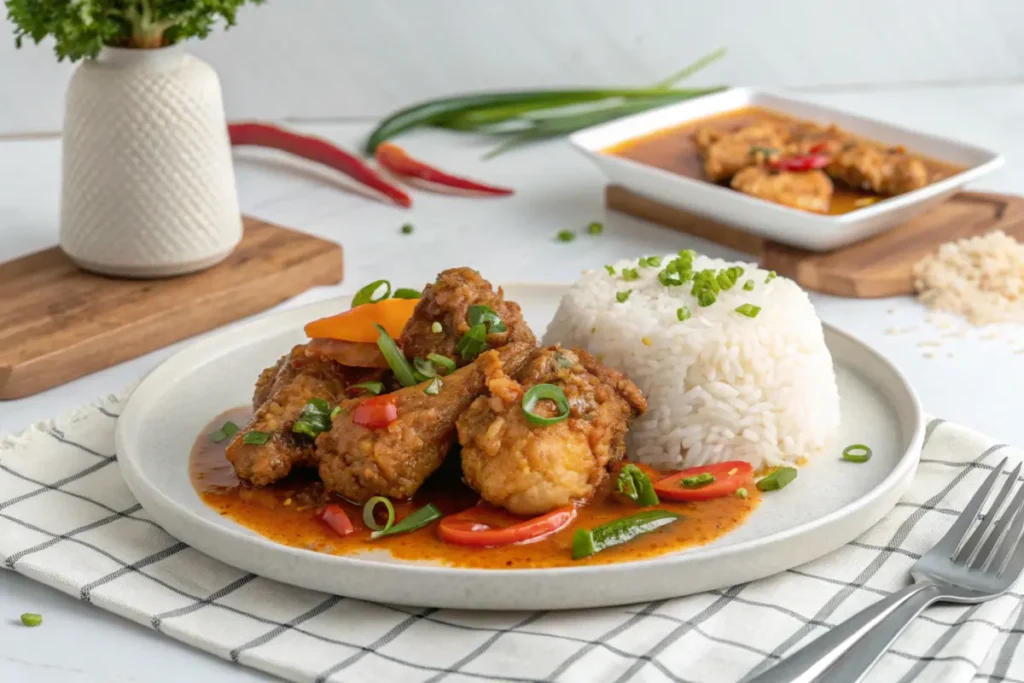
xmin=192 ymin=408 xmax=760 ymax=569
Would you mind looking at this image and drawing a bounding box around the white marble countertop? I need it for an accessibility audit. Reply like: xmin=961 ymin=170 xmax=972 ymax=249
xmin=2 ymin=84 xmax=1023 ymax=681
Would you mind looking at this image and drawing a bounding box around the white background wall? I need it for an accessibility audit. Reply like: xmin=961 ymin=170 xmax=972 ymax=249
xmin=2 ymin=0 xmax=1024 ymax=135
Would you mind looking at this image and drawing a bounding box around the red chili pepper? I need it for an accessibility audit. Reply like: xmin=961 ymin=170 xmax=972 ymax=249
xmin=228 ymin=122 xmax=412 ymax=208
xmin=437 ymin=505 xmax=576 ymax=548
xmin=808 ymin=142 xmax=830 ymax=155
xmin=375 ymin=142 xmax=514 ymax=196
xmin=767 ymin=153 xmax=831 ymax=172
xmin=653 ymin=461 xmax=755 ymax=502
xmin=317 ymin=504 xmax=355 ymax=537
xmin=352 ymin=394 xmax=398 ymax=429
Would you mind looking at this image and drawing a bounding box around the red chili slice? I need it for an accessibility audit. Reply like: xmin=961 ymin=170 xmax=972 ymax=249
xmin=375 ymin=142 xmax=514 ymax=196
xmin=438 ymin=505 xmax=577 ymax=548
xmin=653 ymin=461 xmax=754 ymax=502
xmin=317 ymin=504 xmax=355 ymax=537
xmin=352 ymin=395 xmax=398 ymax=429
xmin=767 ymin=153 xmax=831 ymax=172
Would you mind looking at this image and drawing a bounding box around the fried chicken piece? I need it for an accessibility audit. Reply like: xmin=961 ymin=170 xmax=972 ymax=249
xmin=305 ymin=338 xmax=388 ymax=369
xmin=826 ymin=142 xmax=928 ymax=195
xmin=316 ymin=342 xmax=534 ymax=503
xmin=697 ymin=121 xmax=791 ymax=182
xmin=457 ymin=346 xmax=647 ymax=516
xmin=399 ymin=267 xmax=536 ymax=368
xmin=227 ymin=345 xmax=371 ymax=486
xmin=731 ymin=166 xmax=833 ymax=214
xmin=786 ymin=122 xmax=850 ymax=156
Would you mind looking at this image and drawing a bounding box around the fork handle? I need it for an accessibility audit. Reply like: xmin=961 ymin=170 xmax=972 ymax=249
xmin=744 ymin=584 xmax=942 ymax=683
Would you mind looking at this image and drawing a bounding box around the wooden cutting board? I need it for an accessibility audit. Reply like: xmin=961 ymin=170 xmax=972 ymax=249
xmin=0 ymin=216 xmax=343 ymax=400
xmin=607 ymin=186 xmax=1024 ymax=298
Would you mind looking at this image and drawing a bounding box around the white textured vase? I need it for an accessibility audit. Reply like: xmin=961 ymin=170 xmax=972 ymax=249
xmin=61 ymin=45 xmax=242 ymax=278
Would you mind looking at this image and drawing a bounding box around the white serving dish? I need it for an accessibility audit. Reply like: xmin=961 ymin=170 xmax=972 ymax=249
xmin=569 ymin=88 xmax=1003 ymax=251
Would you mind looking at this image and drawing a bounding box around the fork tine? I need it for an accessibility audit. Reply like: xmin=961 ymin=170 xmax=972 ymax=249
xmin=987 ymin=475 xmax=1024 ymax=575
xmin=960 ymin=462 xmax=1023 ymax=567
xmin=973 ymin=464 xmax=1024 ymax=570
xmin=934 ymin=457 xmax=1007 ymax=558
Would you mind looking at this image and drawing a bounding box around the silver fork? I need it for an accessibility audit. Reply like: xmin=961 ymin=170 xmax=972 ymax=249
xmin=747 ymin=456 xmax=1024 ymax=683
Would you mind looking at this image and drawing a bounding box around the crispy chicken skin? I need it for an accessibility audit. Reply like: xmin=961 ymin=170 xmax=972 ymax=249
xmin=826 ymin=143 xmax=928 ymax=195
xmin=457 ymin=346 xmax=647 ymax=516
xmin=228 ymin=345 xmax=369 ymax=487
xmin=697 ymin=121 xmax=791 ymax=182
xmin=730 ymin=166 xmax=833 ymax=214
xmin=399 ymin=267 xmax=536 ymax=368
xmin=316 ymin=342 xmax=534 ymax=503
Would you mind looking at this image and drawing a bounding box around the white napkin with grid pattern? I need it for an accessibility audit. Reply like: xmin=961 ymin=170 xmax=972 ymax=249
xmin=2 ymin=391 xmax=1024 ymax=683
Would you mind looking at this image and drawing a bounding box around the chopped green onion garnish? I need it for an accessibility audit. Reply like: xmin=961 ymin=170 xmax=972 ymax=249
xmin=587 ymin=221 xmax=604 ymax=235
xmin=352 ymin=279 xmax=391 ymax=308
xmin=621 ymin=268 xmax=639 ymax=282
xmin=431 ymin=321 xmax=443 ymax=334
xmin=842 ymin=444 xmax=873 ymax=463
xmin=363 ymin=496 xmax=396 ymax=532
xmin=209 ymin=420 xmax=240 ymax=443
xmin=572 ymin=510 xmax=680 ymax=560
xmin=557 ymin=229 xmax=576 ymax=242
xmin=305 ymin=398 xmax=330 ymax=414
xmin=413 ymin=357 xmax=438 ymax=380
xmin=468 ymin=304 xmax=507 ymax=333
xmin=455 ymin=323 xmax=488 ymax=360
xmin=521 ymin=383 xmax=571 ymax=426
xmin=749 ymin=145 xmax=778 ymax=157
xmin=371 ymin=503 xmax=443 ymax=539
xmin=735 ymin=304 xmax=761 ymax=318
xmin=555 ymin=353 xmax=575 ymax=368
xmin=330 ymin=406 xmax=342 ymax=419
xmin=243 ymin=431 xmax=271 ymax=445
xmin=424 ymin=378 xmax=442 ymax=395
xmin=736 ymin=487 xmax=749 ymax=499
xmin=292 ymin=420 xmax=320 ymax=439
xmin=697 ymin=289 xmax=716 ymax=307
xmin=681 ymin=472 xmax=715 ymax=489
xmin=658 ymin=267 xmax=685 ymax=287
xmin=676 ymin=307 xmax=691 ymax=322
xmin=604 ymin=265 xmax=616 ymax=275
xmin=616 ymin=290 xmax=632 ymax=303
xmin=616 ymin=464 xmax=660 ymax=507
xmin=716 ymin=266 xmax=743 ymax=290
xmin=757 ymin=467 xmax=797 ymax=492
xmin=292 ymin=398 xmax=333 ymax=439
xmin=20 ymin=613 xmax=41 ymax=627
xmin=393 ymin=288 xmax=421 ymax=300
xmin=348 ymin=381 xmax=384 ymax=396
xmin=743 ymin=280 xmax=754 ymax=291
xmin=400 ymin=223 xmax=414 ymax=234
xmin=426 ymin=353 xmax=456 ymax=375
xmin=645 ymin=256 xmax=662 ymax=267
xmin=765 ymin=271 xmax=777 ymax=283
xmin=374 ymin=323 xmax=418 ymax=387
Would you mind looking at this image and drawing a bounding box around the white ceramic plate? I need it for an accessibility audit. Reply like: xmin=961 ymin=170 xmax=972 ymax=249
xmin=117 ymin=284 xmax=924 ymax=610
xmin=570 ymin=88 xmax=1003 ymax=252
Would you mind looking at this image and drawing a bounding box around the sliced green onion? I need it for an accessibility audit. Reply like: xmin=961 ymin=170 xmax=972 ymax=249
xmin=330 ymin=406 xmax=342 ymax=419
xmin=749 ymin=145 xmax=778 ymax=157
xmin=736 ymin=487 xmax=749 ymax=499
xmin=431 ymin=321 xmax=443 ymax=334
xmin=304 ymin=398 xmax=331 ymax=415
xmin=374 ymin=323 xmax=418 ymax=387
xmin=426 ymin=353 xmax=457 ymax=375
xmin=20 ymin=613 xmax=41 ymax=627
xmin=292 ymin=398 xmax=333 ymax=439
xmin=371 ymin=503 xmax=443 ymax=539
xmin=400 ymin=223 xmax=414 ymax=234
xmin=555 ymin=353 xmax=575 ymax=368
xmin=362 ymin=496 xmax=396 ymax=532
xmin=681 ymin=472 xmax=715 ymax=489
xmin=604 ymin=265 xmax=616 ymax=275
xmin=242 ymin=431 xmax=271 ymax=445
xmin=413 ymin=357 xmax=438 ymax=380
xmin=348 ymin=381 xmax=384 ymax=396
xmin=292 ymin=420 xmax=320 ymax=439
xmin=352 ymin=279 xmax=391 ymax=308
xmin=572 ymin=510 xmax=680 ymax=560
xmin=424 ymin=378 xmax=442 ymax=395
xmin=757 ymin=467 xmax=798 ymax=491
xmin=209 ymin=420 xmax=240 ymax=443
xmin=521 ymin=383 xmax=571 ymax=426
xmin=735 ymin=304 xmax=761 ymax=318
xmin=621 ymin=268 xmax=639 ymax=282
xmin=468 ymin=304 xmax=507 ymax=333
xmin=743 ymin=280 xmax=755 ymax=291
xmin=588 ymin=222 xmax=604 ymax=235
xmin=842 ymin=444 xmax=873 ymax=463
xmin=658 ymin=268 xmax=684 ymax=287
xmin=645 ymin=256 xmax=662 ymax=267
xmin=765 ymin=271 xmax=777 ymax=283
xmin=616 ymin=290 xmax=632 ymax=303
xmin=716 ymin=266 xmax=743 ymax=290
xmin=616 ymin=464 xmax=660 ymax=506
xmin=455 ymin=323 xmax=488 ymax=360
xmin=676 ymin=307 xmax=691 ymax=322
xmin=393 ymin=288 xmax=421 ymax=300
xmin=697 ymin=290 xmax=717 ymax=307
xmin=557 ymin=229 xmax=576 ymax=242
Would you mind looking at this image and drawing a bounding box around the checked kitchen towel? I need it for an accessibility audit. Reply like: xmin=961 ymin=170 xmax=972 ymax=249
xmin=2 ymin=391 xmax=1024 ymax=683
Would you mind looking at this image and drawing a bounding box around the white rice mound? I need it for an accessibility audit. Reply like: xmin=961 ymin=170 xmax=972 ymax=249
xmin=543 ymin=254 xmax=840 ymax=472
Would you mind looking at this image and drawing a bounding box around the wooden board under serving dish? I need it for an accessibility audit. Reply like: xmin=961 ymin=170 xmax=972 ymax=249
xmin=0 ymin=216 xmax=343 ymax=400
xmin=607 ymin=186 xmax=1024 ymax=298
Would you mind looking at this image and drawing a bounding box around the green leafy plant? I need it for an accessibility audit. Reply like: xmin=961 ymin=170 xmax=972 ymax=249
xmin=5 ymin=0 xmax=265 ymax=61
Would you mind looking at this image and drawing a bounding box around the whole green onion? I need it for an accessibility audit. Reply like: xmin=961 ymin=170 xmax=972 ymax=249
xmin=374 ymin=324 xmax=418 ymax=387
xmin=371 ymin=504 xmax=443 ymax=539
xmin=363 ymin=496 xmax=396 ymax=532
xmin=521 ymin=384 xmax=571 ymax=426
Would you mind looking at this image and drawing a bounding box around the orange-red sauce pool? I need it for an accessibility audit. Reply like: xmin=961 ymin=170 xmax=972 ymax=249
xmin=191 ymin=408 xmax=759 ymax=568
